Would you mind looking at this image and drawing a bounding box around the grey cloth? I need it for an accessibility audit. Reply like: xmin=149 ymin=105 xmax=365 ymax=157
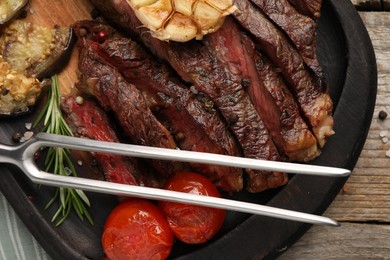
xmin=0 ymin=192 xmax=50 ymax=260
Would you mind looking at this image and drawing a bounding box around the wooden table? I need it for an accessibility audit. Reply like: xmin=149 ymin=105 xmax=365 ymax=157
xmin=281 ymin=1 xmax=390 ymax=258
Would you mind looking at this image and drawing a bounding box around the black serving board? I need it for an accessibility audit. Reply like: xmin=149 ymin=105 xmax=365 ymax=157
xmin=0 ymin=0 xmax=377 ymax=259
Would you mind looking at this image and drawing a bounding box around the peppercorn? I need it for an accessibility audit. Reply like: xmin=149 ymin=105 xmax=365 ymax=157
xmin=379 ymin=110 xmax=388 ymax=120
xmin=78 ymin=28 xmax=88 ymax=37
xmin=12 ymin=132 xmax=22 ymax=142
xmin=1 ymin=88 xmax=9 ymax=96
xmin=34 ymin=151 xmax=41 ymax=161
xmin=96 ymin=31 xmax=107 ymax=43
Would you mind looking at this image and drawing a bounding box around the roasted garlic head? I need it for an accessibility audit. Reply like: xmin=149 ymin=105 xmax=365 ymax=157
xmin=127 ymin=0 xmax=237 ymax=42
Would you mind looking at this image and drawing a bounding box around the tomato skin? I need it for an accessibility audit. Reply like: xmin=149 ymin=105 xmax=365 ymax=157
xmin=102 ymin=199 xmax=174 ymax=260
xmin=159 ymin=172 xmax=225 ymax=244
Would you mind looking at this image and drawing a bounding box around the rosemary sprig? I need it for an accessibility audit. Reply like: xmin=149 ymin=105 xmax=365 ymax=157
xmin=34 ymin=75 xmax=93 ymax=226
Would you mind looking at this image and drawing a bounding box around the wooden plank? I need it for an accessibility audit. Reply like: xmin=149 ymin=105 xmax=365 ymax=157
xmin=350 ymin=0 xmax=382 ymax=10
xmin=280 ymin=223 xmax=390 ymax=258
xmin=325 ymin=12 xmax=390 ymax=223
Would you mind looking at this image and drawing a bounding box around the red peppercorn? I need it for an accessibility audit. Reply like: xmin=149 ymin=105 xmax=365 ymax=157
xmin=34 ymin=151 xmax=41 ymax=161
xmin=96 ymin=31 xmax=107 ymax=43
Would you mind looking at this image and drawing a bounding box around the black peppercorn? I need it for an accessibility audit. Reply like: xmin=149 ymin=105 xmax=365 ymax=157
xmin=1 ymin=88 xmax=9 ymax=96
xmin=12 ymin=132 xmax=22 ymax=142
xmin=379 ymin=110 xmax=388 ymax=120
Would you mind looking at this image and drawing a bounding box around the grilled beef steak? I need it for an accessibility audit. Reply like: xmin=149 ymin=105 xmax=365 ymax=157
xmin=234 ymin=0 xmax=334 ymax=147
xmin=77 ymin=40 xmax=180 ymax=178
xmin=204 ymin=17 xmax=319 ymax=162
xmin=162 ymin=40 xmax=287 ymax=192
xmin=249 ymin=0 xmax=325 ymax=83
xmin=101 ymin=40 xmax=243 ymax=193
xmin=73 ymin=20 xmax=244 ymax=193
xmin=86 ymin=0 xmax=331 ymax=192
xmin=88 ymin=0 xmax=288 ymax=192
xmin=253 ymin=51 xmax=319 ymax=162
xmin=287 ymin=0 xmax=323 ymax=19
xmin=204 ymin=17 xmax=284 ymax=158
xmin=62 ymin=96 xmax=164 ymax=188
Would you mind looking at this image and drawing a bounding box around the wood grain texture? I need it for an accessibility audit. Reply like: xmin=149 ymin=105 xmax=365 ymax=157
xmin=326 ymin=12 xmax=390 ymax=222
xmin=283 ymin=12 xmax=390 ymax=258
xmin=351 ymin=0 xmax=381 ymax=9
xmin=280 ymin=223 xmax=390 ymax=258
xmin=350 ymin=0 xmax=390 ymax=10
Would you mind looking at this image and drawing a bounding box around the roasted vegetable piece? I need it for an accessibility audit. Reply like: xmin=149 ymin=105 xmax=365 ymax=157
xmin=0 ymin=55 xmax=43 ymax=116
xmin=0 ymin=0 xmax=29 ymax=25
xmin=0 ymin=19 xmax=74 ymax=117
xmin=126 ymin=0 xmax=237 ymax=42
xmin=0 ymin=19 xmax=74 ymax=79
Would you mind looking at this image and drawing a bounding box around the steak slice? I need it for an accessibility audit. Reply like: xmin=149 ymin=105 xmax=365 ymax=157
xmin=62 ymin=96 xmax=164 ymax=188
xmin=249 ymin=0 xmax=325 ymax=83
xmin=89 ymin=0 xmax=288 ymax=192
xmin=98 ymin=37 xmax=244 ymax=193
xmin=77 ymin=40 xmax=180 ymax=178
xmin=204 ymin=17 xmax=284 ymax=157
xmin=162 ymin=41 xmax=287 ymax=192
xmin=234 ymin=0 xmax=334 ymax=147
xmin=253 ymin=51 xmax=320 ymax=162
xmin=205 ymin=17 xmax=319 ymax=162
xmin=287 ymin=0 xmax=323 ymax=19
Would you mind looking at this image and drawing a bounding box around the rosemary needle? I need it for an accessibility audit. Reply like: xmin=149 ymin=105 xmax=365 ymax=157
xmin=34 ymin=75 xmax=93 ymax=226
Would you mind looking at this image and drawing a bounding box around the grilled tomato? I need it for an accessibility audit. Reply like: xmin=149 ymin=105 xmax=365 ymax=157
xmin=159 ymin=172 xmax=225 ymax=244
xmin=102 ymin=199 xmax=174 ymax=260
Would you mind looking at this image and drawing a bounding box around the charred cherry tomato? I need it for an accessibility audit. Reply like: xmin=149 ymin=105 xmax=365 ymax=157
xmin=159 ymin=172 xmax=225 ymax=244
xmin=102 ymin=199 xmax=174 ymax=260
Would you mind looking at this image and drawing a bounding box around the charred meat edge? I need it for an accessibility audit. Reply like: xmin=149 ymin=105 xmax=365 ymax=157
xmin=253 ymin=50 xmax=320 ymax=162
xmin=287 ymin=0 xmax=323 ymax=19
xmin=249 ymin=0 xmax=325 ymax=84
xmin=73 ymin=20 xmax=243 ymax=193
xmin=204 ymin=17 xmax=287 ymax=158
xmin=62 ymin=96 xmax=164 ymax=188
xmin=77 ymin=40 xmax=181 ymax=178
xmin=233 ymin=0 xmax=334 ymax=147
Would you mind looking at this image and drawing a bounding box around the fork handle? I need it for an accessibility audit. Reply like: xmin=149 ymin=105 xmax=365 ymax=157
xmin=0 ymin=143 xmax=17 ymax=164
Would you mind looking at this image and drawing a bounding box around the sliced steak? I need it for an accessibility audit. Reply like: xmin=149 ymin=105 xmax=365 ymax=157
xmin=249 ymin=0 xmax=324 ymax=83
xmin=98 ymin=37 xmax=244 ymax=193
xmin=233 ymin=0 xmax=334 ymax=147
xmin=205 ymin=17 xmax=319 ymax=162
xmin=62 ymin=96 xmax=164 ymax=188
xmin=287 ymin=0 xmax=323 ymax=19
xmin=163 ymin=41 xmax=287 ymax=192
xmin=89 ymin=0 xmax=289 ymax=192
xmin=77 ymin=40 xmax=180 ymax=178
xmin=204 ymin=17 xmax=284 ymax=157
xmin=253 ymin=51 xmax=319 ymax=162
xmin=73 ymin=20 xmax=243 ymax=192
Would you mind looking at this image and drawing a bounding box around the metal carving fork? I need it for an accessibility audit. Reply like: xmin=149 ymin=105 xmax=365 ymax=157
xmin=0 ymin=133 xmax=350 ymax=226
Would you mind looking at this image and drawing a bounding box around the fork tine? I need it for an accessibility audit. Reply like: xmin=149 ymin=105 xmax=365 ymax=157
xmin=0 ymin=132 xmax=343 ymax=226
xmin=21 ymin=158 xmax=339 ymax=226
xmin=34 ymin=133 xmax=350 ymax=177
